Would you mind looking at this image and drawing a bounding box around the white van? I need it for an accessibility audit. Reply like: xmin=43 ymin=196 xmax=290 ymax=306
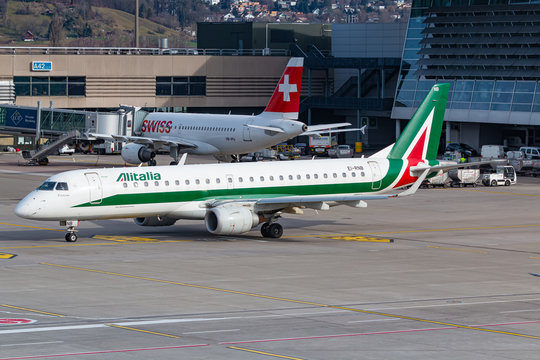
xmin=481 ymin=145 xmax=505 ymax=160
xmin=519 ymin=146 xmax=540 ymax=160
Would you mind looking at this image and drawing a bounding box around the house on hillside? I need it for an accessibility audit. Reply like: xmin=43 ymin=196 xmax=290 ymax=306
xmin=23 ymin=31 xmax=34 ymax=42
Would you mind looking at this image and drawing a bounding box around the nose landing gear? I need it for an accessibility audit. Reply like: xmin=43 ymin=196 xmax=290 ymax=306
xmin=61 ymin=220 xmax=79 ymax=242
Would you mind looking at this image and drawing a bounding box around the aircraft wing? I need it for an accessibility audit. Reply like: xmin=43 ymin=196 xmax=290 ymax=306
xmin=302 ymin=123 xmax=366 ymax=136
xmin=206 ymin=170 xmax=430 ymax=213
xmin=409 ymin=160 xmax=505 ymax=176
xmin=304 ymin=122 xmax=351 ymax=132
xmin=86 ymin=133 xmax=197 ymax=149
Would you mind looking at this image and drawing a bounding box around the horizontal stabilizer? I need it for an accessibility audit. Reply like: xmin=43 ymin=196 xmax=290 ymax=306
xmin=245 ymin=124 xmax=285 ymax=133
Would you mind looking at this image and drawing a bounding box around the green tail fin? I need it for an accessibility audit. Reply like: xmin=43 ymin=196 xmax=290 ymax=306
xmin=388 ymin=83 xmax=449 ymax=161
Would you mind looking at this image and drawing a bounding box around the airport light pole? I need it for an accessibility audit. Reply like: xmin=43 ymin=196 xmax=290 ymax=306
xmin=135 ymin=0 xmax=139 ymax=48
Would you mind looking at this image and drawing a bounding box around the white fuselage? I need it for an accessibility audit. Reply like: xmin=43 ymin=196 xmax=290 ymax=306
xmin=15 ymin=157 xmax=397 ymax=222
xmin=140 ymin=112 xmax=306 ymax=155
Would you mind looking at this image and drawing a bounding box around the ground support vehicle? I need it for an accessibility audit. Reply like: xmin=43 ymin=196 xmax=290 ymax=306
xmin=328 ymin=145 xmax=353 ymax=158
xmin=448 ymin=168 xmax=480 ymax=187
xmin=309 ymin=135 xmax=337 ymax=156
xmin=482 ymin=165 xmax=517 ymax=186
xmin=421 ymin=171 xmax=449 ymax=188
xmin=274 ymin=144 xmax=300 ymax=160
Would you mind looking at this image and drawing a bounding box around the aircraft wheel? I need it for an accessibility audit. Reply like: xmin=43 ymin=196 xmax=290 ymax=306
xmin=261 ymin=223 xmax=270 ymax=237
xmin=505 ymin=180 xmax=511 ymax=186
xmin=170 ymin=161 xmax=178 ymax=166
xmin=491 ymin=180 xmax=497 ymax=187
xmin=267 ymin=223 xmax=283 ymax=239
xmin=148 ymin=159 xmax=157 ymax=166
xmin=65 ymin=233 xmax=77 ymax=242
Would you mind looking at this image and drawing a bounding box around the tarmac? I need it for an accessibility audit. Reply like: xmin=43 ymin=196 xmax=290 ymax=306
xmin=1 ymin=152 xmax=540 ymax=359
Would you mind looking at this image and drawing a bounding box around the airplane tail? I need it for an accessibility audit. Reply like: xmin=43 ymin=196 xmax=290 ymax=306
xmin=261 ymin=57 xmax=303 ymax=120
xmin=387 ymin=83 xmax=449 ymax=162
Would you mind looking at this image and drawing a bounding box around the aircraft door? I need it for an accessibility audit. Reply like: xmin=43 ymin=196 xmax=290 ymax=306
xmin=226 ymin=174 xmax=234 ymax=190
xmin=243 ymin=120 xmax=253 ymax=142
xmin=368 ymin=161 xmax=382 ymax=190
xmin=85 ymin=172 xmax=103 ymax=204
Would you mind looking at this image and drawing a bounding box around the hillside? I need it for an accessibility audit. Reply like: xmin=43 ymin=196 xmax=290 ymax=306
xmin=0 ymin=1 xmax=187 ymax=47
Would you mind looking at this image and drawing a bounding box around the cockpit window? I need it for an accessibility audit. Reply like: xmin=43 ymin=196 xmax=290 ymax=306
xmin=38 ymin=182 xmax=56 ymax=191
xmin=56 ymin=182 xmax=69 ymax=191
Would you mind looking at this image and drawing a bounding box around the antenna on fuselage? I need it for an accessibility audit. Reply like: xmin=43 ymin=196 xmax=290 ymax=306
xmin=177 ymin=153 xmax=188 ymax=166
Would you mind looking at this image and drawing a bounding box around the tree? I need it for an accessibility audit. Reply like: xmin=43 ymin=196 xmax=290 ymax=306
xmin=48 ymin=14 xmax=65 ymax=46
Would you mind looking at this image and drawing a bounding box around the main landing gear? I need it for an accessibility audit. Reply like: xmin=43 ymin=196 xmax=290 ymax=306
xmin=61 ymin=220 xmax=79 ymax=242
xmin=260 ymin=222 xmax=283 ymax=238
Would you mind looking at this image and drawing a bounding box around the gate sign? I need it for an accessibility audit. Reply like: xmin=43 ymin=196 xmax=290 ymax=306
xmin=5 ymin=108 xmax=38 ymax=129
xmin=32 ymin=61 xmax=52 ymax=71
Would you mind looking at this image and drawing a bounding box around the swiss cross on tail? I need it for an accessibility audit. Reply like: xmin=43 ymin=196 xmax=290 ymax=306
xmin=263 ymin=57 xmax=303 ymax=119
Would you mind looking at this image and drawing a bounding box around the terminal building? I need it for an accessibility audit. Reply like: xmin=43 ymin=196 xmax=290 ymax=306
xmin=392 ymin=0 xmax=540 ymax=149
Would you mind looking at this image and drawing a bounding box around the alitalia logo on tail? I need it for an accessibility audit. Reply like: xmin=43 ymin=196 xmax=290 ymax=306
xmin=116 ymin=172 xmax=162 ymax=182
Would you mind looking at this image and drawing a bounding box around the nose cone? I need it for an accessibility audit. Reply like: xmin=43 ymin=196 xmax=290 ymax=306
xmin=14 ymin=196 xmax=37 ymax=219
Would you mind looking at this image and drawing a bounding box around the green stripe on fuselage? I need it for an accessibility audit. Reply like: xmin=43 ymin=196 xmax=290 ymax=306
xmin=74 ymin=159 xmax=406 ymax=208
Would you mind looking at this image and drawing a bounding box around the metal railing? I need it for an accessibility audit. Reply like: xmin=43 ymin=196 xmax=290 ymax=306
xmin=0 ymin=47 xmax=290 ymax=56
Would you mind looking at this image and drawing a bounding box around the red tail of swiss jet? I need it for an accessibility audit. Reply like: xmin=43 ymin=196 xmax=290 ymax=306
xmin=261 ymin=57 xmax=304 ymax=120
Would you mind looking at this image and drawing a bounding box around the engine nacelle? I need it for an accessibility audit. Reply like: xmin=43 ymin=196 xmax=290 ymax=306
xmin=205 ymin=207 xmax=260 ymax=235
xmin=134 ymin=216 xmax=177 ymax=227
xmin=121 ymin=143 xmax=156 ymax=164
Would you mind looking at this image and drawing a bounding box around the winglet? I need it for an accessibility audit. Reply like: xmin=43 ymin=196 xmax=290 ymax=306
xmin=177 ymin=153 xmax=188 ymax=166
xmin=397 ymin=169 xmax=430 ymax=197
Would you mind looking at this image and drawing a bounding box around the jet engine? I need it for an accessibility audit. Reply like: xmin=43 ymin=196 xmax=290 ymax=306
xmin=205 ymin=207 xmax=260 ymax=235
xmin=121 ymin=143 xmax=156 ymax=164
xmin=134 ymin=216 xmax=177 ymax=226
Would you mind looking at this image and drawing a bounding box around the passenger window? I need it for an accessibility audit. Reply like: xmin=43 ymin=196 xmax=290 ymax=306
xmin=238 ymin=177 xmax=243 ymax=183
xmin=279 ymin=175 xmax=284 ymax=181
xmin=133 ymin=182 xmax=139 ymax=188
xmin=288 ymin=175 xmax=293 ymax=180
xmin=185 ymin=180 xmax=190 ymax=185
xmin=144 ymin=181 xmax=149 ymax=187
xmin=342 ymin=173 xmax=347 ymax=178
xmin=196 ymin=179 xmax=200 ymax=185
xmin=352 ymin=172 xmax=356 ymax=177
xmin=361 ymin=172 xmax=365 ymax=177
xmin=324 ymin=174 xmax=328 ymax=179
xmin=228 ymin=177 xmax=233 ymax=183
xmin=56 ymin=182 xmax=69 ymax=190
xmin=175 ymin=180 xmax=180 ymax=186
xmin=333 ymin=173 xmax=337 ymax=178
xmin=154 ymin=181 xmax=159 ymax=186
xmin=249 ymin=177 xmax=254 ymax=182
xmin=216 ymin=178 xmax=221 ymax=184
xmin=165 ymin=180 xmax=169 ymax=186
xmin=269 ymin=176 xmax=274 ymax=181
xmin=205 ymin=179 xmax=210 ymax=184
xmin=260 ymin=176 xmax=265 ymax=181
xmin=123 ymin=183 xmax=128 ymax=188
xmin=314 ymin=174 xmax=318 ymax=179
xmin=306 ymin=174 xmax=310 ymax=180
xmin=296 ymin=175 xmax=301 ymax=180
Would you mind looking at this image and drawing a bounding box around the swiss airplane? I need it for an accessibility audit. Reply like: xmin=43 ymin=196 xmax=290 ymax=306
xmin=16 ymin=84 xmax=470 ymax=242
xmin=89 ymin=57 xmax=354 ymax=165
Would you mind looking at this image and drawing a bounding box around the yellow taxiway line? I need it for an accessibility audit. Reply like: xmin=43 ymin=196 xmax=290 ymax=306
xmin=107 ymin=323 xmax=179 ymax=338
xmin=41 ymin=262 xmax=540 ymax=342
xmin=228 ymin=346 xmax=304 ymax=360
xmin=0 ymin=222 xmax=64 ymax=232
xmin=1 ymin=304 xmax=65 ymax=317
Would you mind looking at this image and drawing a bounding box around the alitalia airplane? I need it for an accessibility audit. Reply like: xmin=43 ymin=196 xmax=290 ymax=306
xmin=16 ymin=84 xmax=461 ymax=242
xmin=88 ymin=57 xmax=355 ymax=165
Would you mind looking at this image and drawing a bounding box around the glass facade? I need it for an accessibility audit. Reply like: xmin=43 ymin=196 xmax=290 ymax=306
xmin=156 ymin=76 xmax=206 ymax=96
xmin=14 ymin=77 xmax=86 ymax=97
xmin=394 ymin=0 xmax=540 ymax=113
